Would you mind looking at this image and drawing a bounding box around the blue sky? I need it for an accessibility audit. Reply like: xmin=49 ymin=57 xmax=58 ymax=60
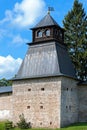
xmin=0 ymin=0 xmax=87 ymax=79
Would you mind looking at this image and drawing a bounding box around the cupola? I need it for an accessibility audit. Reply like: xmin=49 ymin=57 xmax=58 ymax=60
xmin=31 ymin=13 xmax=64 ymax=44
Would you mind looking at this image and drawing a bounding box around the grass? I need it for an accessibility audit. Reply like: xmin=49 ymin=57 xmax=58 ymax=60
xmin=1 ymin=122 xmax=87 ymax=130
xmin=0 ymin=121 xmax=5 ymax=130
xmin=58 ymin=122 xmax=87 ymax=130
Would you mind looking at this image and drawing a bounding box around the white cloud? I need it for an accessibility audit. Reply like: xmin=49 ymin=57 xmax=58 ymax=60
xmin=11 ymin=34 xmax=28 ymax=46
xmin=0 ymin=29 xmax=7 ymax=40
xmin=0 ymin=0 xmax=46 ymax=28
xmin=0 ymin=29 xmax=28 ymax=46
xmin=0 ymin=55 xmax=22 ymax=79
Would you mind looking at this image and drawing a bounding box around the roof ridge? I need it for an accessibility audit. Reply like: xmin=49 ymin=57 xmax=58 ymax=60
xmin=32 ymin=13 xmax=60 ymax=29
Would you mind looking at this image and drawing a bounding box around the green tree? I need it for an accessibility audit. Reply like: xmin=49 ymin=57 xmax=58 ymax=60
xmin=0 ymin=78 xmax=12 ymax=86
xmin=63 ymin=0 xmax=87 ymax=80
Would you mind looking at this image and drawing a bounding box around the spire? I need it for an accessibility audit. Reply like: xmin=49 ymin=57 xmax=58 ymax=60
xmin=31 ymin=12 xmax=60 ymax=29
xmin=47 ymin=7 xmax=54 ymax=14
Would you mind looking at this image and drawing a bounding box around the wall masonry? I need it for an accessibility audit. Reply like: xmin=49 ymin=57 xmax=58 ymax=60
xmin=0 ymin=77 xmax=87 ymax=128
xmin=12 ymin=77 xmax=61 ymax=128
xmin=61 ymin=77 xmax=79 ymax=127
xmin=78 ymin=85 xmax=87 ymax=122
xmin=0 ymin=93 xmax=13 ymax=121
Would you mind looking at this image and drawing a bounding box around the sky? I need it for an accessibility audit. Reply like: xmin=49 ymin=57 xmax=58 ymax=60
xmin=0 ymin=0 xmax=87 ymax=79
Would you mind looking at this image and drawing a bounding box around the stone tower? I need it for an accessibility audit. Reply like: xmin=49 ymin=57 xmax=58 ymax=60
xmin=12 ymin=13 xmax=78 ymax=128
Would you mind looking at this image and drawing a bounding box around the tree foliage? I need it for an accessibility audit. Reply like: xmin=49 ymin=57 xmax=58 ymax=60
xmin=17 ymin=113 xmax=31 ymax=129
xmin=63 ymin=0 xmax=87 ymax=80
xmin=0 ymin=78 xmax=12 ymax=86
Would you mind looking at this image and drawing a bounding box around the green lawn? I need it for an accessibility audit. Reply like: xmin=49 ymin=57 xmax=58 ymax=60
xmin=1 ymin=122 xmax=87 ymax=130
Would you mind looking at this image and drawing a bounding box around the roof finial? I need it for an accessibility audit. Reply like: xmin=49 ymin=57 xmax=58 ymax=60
xmin=47 ymin=7 xmax=54 ymax=14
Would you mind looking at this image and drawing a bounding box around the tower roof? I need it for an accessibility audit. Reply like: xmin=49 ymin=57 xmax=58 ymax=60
xmin=32 ymin=13 xmax=60 ymax=29
xmin=12 ymin=13 xmax=76 ymax=80
xmin=0 ymin=86 xmax=12 ymax=94
xmin=13 ymin=42 xmax=76 ymax=80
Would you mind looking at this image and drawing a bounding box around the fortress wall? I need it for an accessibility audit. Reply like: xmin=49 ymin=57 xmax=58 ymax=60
xmin=61 ymin=77 xmax=79 ymax=127
xmin=0 ymin=92 xmax=13 ymax=121
xmin=78 ymin=85 xmax=87 ymax=122
xmin=12 ymin=77 xmax=61 ymax=128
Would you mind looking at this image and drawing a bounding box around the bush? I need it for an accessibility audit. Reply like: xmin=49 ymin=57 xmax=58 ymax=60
xmin=5 ymin=120 xmax=13 ymax=130
xmin=17 ymin=113 xmax=31 ymax=129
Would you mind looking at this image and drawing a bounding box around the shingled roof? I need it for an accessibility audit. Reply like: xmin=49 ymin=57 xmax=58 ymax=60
xmin=14 ymin=42 xmax=76 ymax=80
xmin=0 ymin=86 xmax=12 ymax=94
xmin=31 ymin=13 xmax=60 ymax=29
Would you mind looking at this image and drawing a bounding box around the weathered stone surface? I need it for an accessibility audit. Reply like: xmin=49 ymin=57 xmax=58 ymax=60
xmin=78 ymin=85 xmax=87 ymax=122
xmin=0 ymin=93 xmax=13 ymax=121
xmin=12 ymin=77 xmax=61 ymax=128
xmin=61 ymin=77 xmax=78 ymax=127
xmin=0 ymin=77 xmax=87 ymax=128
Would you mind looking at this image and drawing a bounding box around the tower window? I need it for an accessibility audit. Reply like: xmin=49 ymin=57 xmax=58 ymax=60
xmin=27 ymin=106 xmax=30 ymax=109
xmin=37 ymin=30 xmax=42 ymax=37
xmin=40 ymin=106 xmax=43 ymax=109
xmin=40 ymin=122 xmax=42 ymax=125
xmin=41 ymin=88 xmax=45 ymax=91
xmin=66 ymin=106 xmax=68 ymax=109
xmin=45 ymin=29 xmax=50 ymax=36
xmin=59 ymin=30 xmax=62 ymax=38
xmin=67 ymin=88 xmax=68 ymax=91
xmin=28 ymin=88 xmax=31 ymax=91
xmin=55 ymin=30 xmax=58 ymax=35
xmin=50 ymin=122 xmax=52 ymax=125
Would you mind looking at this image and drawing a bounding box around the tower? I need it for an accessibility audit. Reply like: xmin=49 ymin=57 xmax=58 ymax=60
xmin=12 ymin=13 xmax=78 ymax=128
xmin=15 ymin=13 xmax=76 ymax=78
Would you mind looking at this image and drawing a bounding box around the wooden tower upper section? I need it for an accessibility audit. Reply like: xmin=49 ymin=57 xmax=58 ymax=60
xmin=14 ymin=13 xmax=76 ymax=80
xmin=31 ymin=13 xmax=64 ymax=44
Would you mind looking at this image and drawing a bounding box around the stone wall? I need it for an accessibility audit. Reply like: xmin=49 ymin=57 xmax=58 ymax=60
xmin=0 ymin=76 xmax=82 ymax=128
xmin=61 ymin=77 xmax=78 ymax=127
xmin=12 ymin=77 xmax=61 ymax=128
xmin=78 ymin=85 xmax=87 ymax=122
xmin=0 ymin=92 xmax=13 ymax=121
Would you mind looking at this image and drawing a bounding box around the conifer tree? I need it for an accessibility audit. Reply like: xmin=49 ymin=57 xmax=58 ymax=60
xmin=63 ymin=0 xmax=87 ymax=80
xmin=0 ymin=78 xmax=12 ymax=86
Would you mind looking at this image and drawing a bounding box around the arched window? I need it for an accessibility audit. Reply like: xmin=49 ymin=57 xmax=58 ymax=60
xmin=45 ymin=29 xmax=50 ymax=36
xmin=55 ymin=29 xmax=58 ymax=35
xmin=37 ymin=30 xmax=42 ymax=38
